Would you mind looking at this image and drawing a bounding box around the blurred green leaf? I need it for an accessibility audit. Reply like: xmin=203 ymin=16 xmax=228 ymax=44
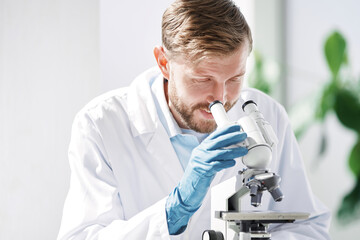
xmin=343 ymin=51 xmax=349 ymax=66
xmin=337 ymin=176 xmax=360 ymax=223
xmin=349 ymin=140 xmax=360 ymax=177
xmin=248 ymin=51 xmax=271 ymax=94
xmin=294 ymin=120 xmax=312 ymax=139
xmin=315 ymin=81 xmax=338 ymax=120
xmin=324 ymin=31 xmax=347 ymax=78
xmin=318 ymin=129 xmax=327 ymax=158
xmin=334 ymin=89 xmax=360 ymax=132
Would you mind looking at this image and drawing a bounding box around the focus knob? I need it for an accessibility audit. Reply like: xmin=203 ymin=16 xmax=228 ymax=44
xmin=202 ymin=230 xmax=224 ymax=240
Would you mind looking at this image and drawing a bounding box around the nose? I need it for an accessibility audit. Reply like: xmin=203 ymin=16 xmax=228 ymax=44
xmin=211 ymin=82 xmax=227 ymax=103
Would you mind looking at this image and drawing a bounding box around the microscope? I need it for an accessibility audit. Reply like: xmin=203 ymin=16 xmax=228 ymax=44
xmin=202 ymin=100 xmax=309 ymax=240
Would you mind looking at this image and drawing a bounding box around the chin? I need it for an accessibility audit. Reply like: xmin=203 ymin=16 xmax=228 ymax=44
xmin=191 ymin=119 xmax=217 ymax=133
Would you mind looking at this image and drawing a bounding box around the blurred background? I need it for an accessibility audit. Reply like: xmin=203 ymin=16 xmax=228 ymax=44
xmin=1 ymin=0 xmax=359 ymax=239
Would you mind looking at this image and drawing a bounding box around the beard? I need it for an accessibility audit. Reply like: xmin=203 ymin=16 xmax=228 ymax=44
xmin=168 ymin=81 xmax=237 ymax=133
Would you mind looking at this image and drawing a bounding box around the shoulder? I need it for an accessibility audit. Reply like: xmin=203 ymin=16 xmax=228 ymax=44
xmin=78 ymin=68 xmax=159 ymax=119
xmin=73 ymin=67 xmax=161 ymax=130
xmin=75 ymin=87 xmax=129 ymax=123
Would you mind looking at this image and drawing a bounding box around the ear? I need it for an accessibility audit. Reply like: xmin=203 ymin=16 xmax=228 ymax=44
xmin=153 ymin=46 xmax=170 ymax=80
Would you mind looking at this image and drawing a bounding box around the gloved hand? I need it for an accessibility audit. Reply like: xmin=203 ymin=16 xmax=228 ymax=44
xmin=166 ymin=124 xmax=248 ymax=235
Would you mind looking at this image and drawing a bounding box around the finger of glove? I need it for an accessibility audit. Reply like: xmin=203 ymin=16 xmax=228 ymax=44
xmin=208 ymin=147 xmax=248 ymax=162
xmin=207 ymin=124 xmax=241 ymax=140
xmin=206 ymin=131 xmax=247 ymax=150
xmin=211 ymin=159 xmax=236 ymax=172
xmin=201 ymin=159 xmax=236 ymax=176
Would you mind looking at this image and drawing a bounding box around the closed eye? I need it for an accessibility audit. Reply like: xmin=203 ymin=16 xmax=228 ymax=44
xmin=193 ymin=78 xmax=211 ymax=83
xmin=228 ymin=77 xmax=243 ymax=83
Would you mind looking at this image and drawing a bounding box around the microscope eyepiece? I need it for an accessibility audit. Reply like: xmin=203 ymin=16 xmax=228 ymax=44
xmin=209 ymin=100 xmax=223 ymax=110
xmin=209 ymin=100 xmax=231 ymax=128
xmin=242 ymin=100 xmax=257 ymax=111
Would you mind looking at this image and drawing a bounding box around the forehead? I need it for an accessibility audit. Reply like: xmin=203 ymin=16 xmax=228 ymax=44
xmin=175 ymin=44 xmax=250 ymax=76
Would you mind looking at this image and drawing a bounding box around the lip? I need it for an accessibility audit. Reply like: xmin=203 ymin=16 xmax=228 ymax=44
xmin=199 ymin=109 xmax=214 ymax=120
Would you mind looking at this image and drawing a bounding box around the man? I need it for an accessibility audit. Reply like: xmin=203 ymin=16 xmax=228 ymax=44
xmin=58 ymin=0 xmax=331 ymax=239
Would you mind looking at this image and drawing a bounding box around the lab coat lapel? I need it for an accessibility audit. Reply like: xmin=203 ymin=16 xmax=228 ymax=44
xmin=146 ymin=126 xmax=184 ymax=185
xmin=127 ymin=67 xmax=184 ymax=185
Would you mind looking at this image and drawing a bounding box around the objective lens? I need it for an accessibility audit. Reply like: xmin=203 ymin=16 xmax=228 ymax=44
xmin=251 ymin=192 xmax=262 ymax=207
xmin=270 ymin=187 xmax=284 ymax=202
xmin=250 ymin=184 xmax=259 ymax=197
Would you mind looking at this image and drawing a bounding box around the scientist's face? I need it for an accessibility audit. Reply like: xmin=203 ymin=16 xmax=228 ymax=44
xmin=157 ymin=43 xmax=249 ymax=133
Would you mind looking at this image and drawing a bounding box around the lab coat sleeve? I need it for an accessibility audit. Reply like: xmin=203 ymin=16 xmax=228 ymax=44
xmin=268 ymin=105 xmax=331 ymax=240
xmin=57 ymin=112 xmax=171 ymax=240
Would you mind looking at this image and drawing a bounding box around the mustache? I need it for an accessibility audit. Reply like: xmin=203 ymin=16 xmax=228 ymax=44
xmin=192 ymin=101 xmax=233 ymax=112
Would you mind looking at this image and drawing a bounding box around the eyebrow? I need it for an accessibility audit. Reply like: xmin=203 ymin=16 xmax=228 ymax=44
xmin=231 ymin=72 xmax=246 ymax=78
xmin=192 ymin=72 xmax=245 ymax=80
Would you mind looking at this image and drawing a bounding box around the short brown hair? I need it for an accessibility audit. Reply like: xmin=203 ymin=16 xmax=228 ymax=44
xmin=162 ymin=0 xmax=252 ymax=62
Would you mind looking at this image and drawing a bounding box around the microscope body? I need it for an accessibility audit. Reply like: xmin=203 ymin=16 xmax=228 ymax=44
xmin=209 ymin=100 xmax=277 ymax=170
xmin=202 ymin=101 xmax=309 ymax=240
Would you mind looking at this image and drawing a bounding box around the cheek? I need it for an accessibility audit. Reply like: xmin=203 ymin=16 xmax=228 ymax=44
xmin=178 ymin=80 xmax=209 ymax=102
xmin=170 ymin=79 xmax=198 ymax=108
xmin=185 ymin=86 xmax=211 ymax=105
xmin=186 ymin=85 xmax=206 ymax=95
xmin=226 ymin=83 xmax=242 ymax=99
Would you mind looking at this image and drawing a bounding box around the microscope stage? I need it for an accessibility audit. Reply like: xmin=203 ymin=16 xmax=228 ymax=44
xmin=216 ymin=211 xmax=310 ymax=222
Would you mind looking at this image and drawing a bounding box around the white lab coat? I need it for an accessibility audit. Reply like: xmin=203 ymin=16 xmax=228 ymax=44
xmin=58 ymin=67 xmax=331 ymax=240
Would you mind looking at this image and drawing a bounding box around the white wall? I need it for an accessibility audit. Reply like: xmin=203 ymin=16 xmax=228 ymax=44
xmin=0 ymin=0 xmax=100 ymax=239
xmin=100 ymin=0 xmax=174 ymax=92
xmin=286 ymin=0 xmax=360 ymax=239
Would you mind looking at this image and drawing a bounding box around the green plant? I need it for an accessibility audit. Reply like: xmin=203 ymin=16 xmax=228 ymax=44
xmin=289 ymin=31 xmax=360 ymax=223
xmin=247 ymin=50 xmax=273 ymax=95
xmin=319 ymin=31 xmax=360 ymax=223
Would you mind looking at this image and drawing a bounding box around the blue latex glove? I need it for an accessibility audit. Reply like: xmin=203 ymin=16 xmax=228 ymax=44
xmin=166 ymin=124 xmax=248 ymax=235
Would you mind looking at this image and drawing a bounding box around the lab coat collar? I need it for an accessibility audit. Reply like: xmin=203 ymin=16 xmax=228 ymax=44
xmin=127 ymin=66 xmax=184 ymax=138
xmin=127 ymin=67 xmax=163 ymax=137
